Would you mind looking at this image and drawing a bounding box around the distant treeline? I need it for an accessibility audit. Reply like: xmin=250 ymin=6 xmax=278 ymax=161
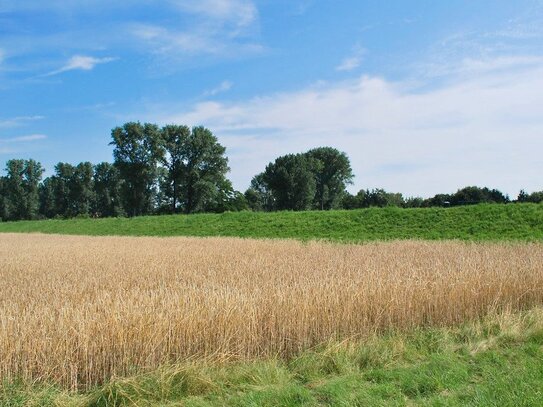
xmin=0 ymin=122 xmax=541 ymax=221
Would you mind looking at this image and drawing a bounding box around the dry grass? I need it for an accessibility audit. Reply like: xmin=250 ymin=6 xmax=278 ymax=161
xmin=0 ymin=233 xmax=542 ymax=389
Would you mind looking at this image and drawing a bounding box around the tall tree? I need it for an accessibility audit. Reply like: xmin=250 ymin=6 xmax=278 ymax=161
xmin=160 ymin=124 xmax=191 ymax=213
xmin=69 ymin=162 xmax=95 ymax=217
xmin=245 ymin=173 xmax=275 ymax=211
xmin=262 ymin=153 xmax=317 ymax=211
xmin=177 ymin=126 xmax=231 ymax=213
xmin=306 ymin=147 xmax=354 ymax=210
xmin=110 ymin=122 xmax=164 ymax=217
xmin=0 ymin=176 xmax=8 ymax=220
xmin=4 ymin=159 xmax=44 ymax=220
xmin=39 ymin=177 xmax=57 ymax=218
xmin=51 ymin=163 xmax=75 ymax=217
xmin=93 ymin=162 xmax=124 ymax=217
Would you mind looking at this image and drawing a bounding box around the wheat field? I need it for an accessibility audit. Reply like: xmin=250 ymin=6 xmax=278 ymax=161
xmin=0 ymin=233 xmax=542 ymax=389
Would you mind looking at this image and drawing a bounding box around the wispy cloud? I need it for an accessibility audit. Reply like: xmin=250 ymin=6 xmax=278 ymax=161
xmin=157 ymin=55 xmax=543 ymax=197
xmin=173 ymin=0 xmax=258 ymax=28
xmin=44 ymin=55 xmax=117 ymax=76
xmin=336 ymin=47 xmax=366 ymax=72
xmin=1 ymin=0 xmax=261 ymax=76
xmin=130 ymin=0 xmax=261 ymax=63
xmin=0 ymin=116 xmax=44 ymax=128
xmin=0 ymin=134 xmax=47 ymax=143
xmin=0 ymin=134 xmax=47 ymax=155
xmin=204 ymin=80 xmax=233 ymax=96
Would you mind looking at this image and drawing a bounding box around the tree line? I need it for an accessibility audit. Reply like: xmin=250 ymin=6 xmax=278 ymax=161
xmin=0 ymin=122 xmax=541 ymax=221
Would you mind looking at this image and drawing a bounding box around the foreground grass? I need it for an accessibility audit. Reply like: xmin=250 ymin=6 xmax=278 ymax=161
xmin=3 ymin=307 xmax=543 ymax=406
xmin=0 ymin=203 xmax=542 ymax=242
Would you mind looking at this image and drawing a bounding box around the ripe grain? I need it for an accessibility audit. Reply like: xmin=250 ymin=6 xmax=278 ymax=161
xmin=0 ymin=234 xmax=541 ymax=389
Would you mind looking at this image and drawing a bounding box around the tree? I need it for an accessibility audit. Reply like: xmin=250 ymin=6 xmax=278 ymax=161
xmin=160 ymin=125 xmax=191 ymax=213
xmin=0 ymin=177 xmax=8 ymax=220
xmin=177 ymin=126 xmax=231 ymax=213
xmin=51 ymin=163 xmax=74 ymax=217
xmin=305 ymin=147 xmax=354 ymax=210
xmin=262 ymin=153 xmax=317 ymax=211
xmin=518 ymin=189 xmax=529 ymax=203
xmin=39 ymin=177 xmax=57 ymax=218
xmin=424 ymin=193 xmax=452 ymax=207
xmin=404 ymin=196 xmax=424 ymax=208
xmin=450 ymin=186 xmax=508 ymax=205
xmin=341 ymin=190 xmax=366 ymax=209
xmin=93 ymin=162 xmax=124 ymax=217
xmin=70 ymin=162 xmax=94 ymax=217
xmin=517 ymin=189 xmax=543 ymax=203
xmin=221 ymin=190 xmax=249 ymax=212
xmin=245 ymin=173 xmax=275 ymax=211
xmin=110 ymin=122 xmax=164 ymax=217
xmin=4 ymin=159 xmax=44 ymax=220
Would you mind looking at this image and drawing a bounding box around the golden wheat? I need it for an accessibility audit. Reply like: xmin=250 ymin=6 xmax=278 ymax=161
xmin=0 ymin=233 xmax=542 ymax=389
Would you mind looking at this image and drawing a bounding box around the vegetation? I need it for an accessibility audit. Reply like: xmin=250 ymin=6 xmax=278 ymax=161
xmin=246 ymin=147 xmax=354 ymax=211
xmin=0 ymin=203 xmax=541 ymax=241
xmin=0 ymin=122 xmax=541 ymax=222
xmin=3 ymin=306 xmax=543 ymax=406
xmin=1 ymin=234 xmax=541 ymax=389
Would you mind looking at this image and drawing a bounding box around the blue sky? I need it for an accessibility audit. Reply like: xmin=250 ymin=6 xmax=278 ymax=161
xmin=1 ymin=0 xmax=542 ymax=197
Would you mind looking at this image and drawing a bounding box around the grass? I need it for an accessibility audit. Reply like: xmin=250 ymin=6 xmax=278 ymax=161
xmin=1 ymin=234 xmax=542 ymax=390
xmin=3 ymin=307 xmax=543 ymax=406
xmin=0 ymin=203 xmax=542 ymax=242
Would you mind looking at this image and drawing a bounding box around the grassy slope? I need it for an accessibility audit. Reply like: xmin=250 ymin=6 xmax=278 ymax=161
xmin=0 ymin=203 xmax=542 ymax=241
xmin=3 ymin=308 xmax=543 ymax=406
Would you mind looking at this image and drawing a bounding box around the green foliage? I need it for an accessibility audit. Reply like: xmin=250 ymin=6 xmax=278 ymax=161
xmin=160 ymin=124 xmax=191 ymax=213
xmin=252 ymin=147 xmax=354 ymax=211
xmin=518 ymin=189 xmax=543 ymax=203
xmin=342 ymin=186 xmax=513 ymax=210
xmin=110 ymin=122 xmax=164 ymax=217
xmin=178 ymin=126 xmax=231 ymax=213
xmin=262 ymin=153 xmax=317 ymax=211
xmin=39 ymin=162 xmax=96 ymax=218
xmin=449 ymin=186 xmax=509 ymax=205
xmin=4 ymin=308 xmax=543 ymax=406
xmin=0 ymin=203 xmax=541 ymax=242
xmin=93 ymin=162 xmax=124 ymax=218
xmin=2 ymin=159 xmax=44 ymax=220
xmin=306 ymin=147 xmax=354 ymax=210
xmin=245 ymin=173 xmax=274 ymax=211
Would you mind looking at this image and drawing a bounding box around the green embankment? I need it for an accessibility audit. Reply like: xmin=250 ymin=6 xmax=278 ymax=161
xmin=0 ymin=203 xmax=542 ymax=241
xmin=3 ymin=308 xmax=543 ymax=406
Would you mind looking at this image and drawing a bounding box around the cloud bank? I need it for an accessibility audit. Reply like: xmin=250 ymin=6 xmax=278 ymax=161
xmin=160 ymin=55 xmax=543 ymax=197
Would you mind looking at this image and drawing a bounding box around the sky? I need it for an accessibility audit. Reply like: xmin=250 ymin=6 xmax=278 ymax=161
xmin=0 ymin=0 xmax=542 ymax=198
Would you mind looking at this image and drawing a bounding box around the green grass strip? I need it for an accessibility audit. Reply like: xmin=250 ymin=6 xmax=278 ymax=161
xmin=0 ymin=203 xmax=542 ymax=242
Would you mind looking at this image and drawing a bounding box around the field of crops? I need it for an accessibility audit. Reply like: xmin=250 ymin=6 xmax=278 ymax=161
xmin=1 ymin=233 xmax=542 ymax=392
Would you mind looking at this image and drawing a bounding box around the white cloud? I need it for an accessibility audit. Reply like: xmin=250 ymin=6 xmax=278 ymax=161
xmin=0 ymin=134 xmax=47 ymax=143
xmin=336 ymin=57 xmax=362 ymax=72
xmin=158 ymin=55 xmax=543 ymax=197
xmin=204 ymin=80 xmax=233 ymax=96
xmin=0 ymin=134 xmax=47 ymax=155
xmin=45 ymin=55 xmax=116 ymax=76
xmin=0 ymin=116 xmax=44 ymax=128
xmin=1 ymin=1 xmax=261 ymax=74
xmin=130 ymin=0 xmax=260 ymax=61
xmin=336 ymin=47 xmax=366 ymax=72
xmin=173 ymin=0 xmax=257 ymax=28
